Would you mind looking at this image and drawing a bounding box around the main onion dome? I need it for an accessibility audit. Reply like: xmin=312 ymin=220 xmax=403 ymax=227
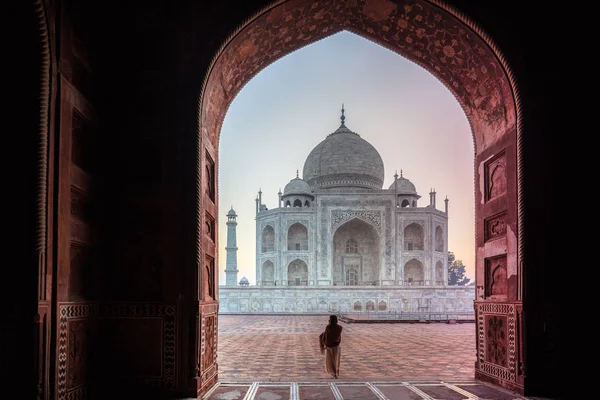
xmin=283 ymin=174 xmax=311 ymax=195
xmin=302 ymin=106 xmax=384 ymax=190
xmin=389 ymin=171 xmax=417 ymax=195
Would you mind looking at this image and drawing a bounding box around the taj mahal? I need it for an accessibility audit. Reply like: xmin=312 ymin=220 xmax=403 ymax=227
xmin=219 ymin=108 xmax=474 ymax=314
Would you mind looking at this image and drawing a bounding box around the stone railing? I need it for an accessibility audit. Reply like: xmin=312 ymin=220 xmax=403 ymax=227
xmin=332 ymin=280 xmax=379 ymax=286
xmin=287 ymin=280 xmax=309 ymax=286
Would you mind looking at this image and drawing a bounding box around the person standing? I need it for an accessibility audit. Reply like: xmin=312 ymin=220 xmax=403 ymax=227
xmin=320 ymin=315 xmax=343 ymax=378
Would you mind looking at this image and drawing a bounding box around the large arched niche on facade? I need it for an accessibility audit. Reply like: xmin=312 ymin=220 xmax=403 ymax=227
xmin=261 ymin=225 xmax=275 ymax=252
xmin=288 ymin=222 xmax=308 ymax=250
xmin=404 ymin=222 xmax=424 ymax=250
xmin=404 ymin=258 xmax=425 ymax=285
xmin=332 ymin=218 xmax=380 ymax=284
xmin=435 ymin=260 xmax=444 ymax=284
xmin=262 ymin=260 xmax=275 ymax=284
xmin=287 ymin=259 xmax=308 ymax=285
xmin=435 ymin=225 xmax=444 ymax=252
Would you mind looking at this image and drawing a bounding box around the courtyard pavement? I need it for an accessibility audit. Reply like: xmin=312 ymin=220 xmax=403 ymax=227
xmin=217 ymin=315 xmax=476 ymax=382
xmin=209 ymin=315 xmax=532 ymax=399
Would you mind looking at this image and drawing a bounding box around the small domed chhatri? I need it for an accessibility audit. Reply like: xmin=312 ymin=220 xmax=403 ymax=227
xmin=284 ymin=171 xmax=311 ymax=195
xmin=220 ymin=105 xmax=474 ymax=318
xmin=389 ymin=170 xmax=417 ymax=194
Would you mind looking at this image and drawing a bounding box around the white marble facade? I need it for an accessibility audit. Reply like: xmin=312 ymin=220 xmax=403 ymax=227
xmin=219 ymin=109 xmax=474 ymax=313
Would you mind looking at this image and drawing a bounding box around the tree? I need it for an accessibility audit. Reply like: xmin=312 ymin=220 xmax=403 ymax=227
xmin=448 ymin=251 xmax=471 ymax=286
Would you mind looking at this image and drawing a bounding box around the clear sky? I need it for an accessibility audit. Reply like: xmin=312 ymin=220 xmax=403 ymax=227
xmin=218 ymin=31 xmax=474 ymax=286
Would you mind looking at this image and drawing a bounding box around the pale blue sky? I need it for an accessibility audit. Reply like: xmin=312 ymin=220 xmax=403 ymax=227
xmin=218 ymin=31 xmax=474 ymax=286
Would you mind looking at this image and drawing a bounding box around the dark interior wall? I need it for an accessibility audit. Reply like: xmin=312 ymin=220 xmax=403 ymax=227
xmin=2 ymin=0 xmax=42 ymax=397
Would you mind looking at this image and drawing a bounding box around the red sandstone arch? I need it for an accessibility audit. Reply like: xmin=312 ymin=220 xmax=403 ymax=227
xmin=198 ymin=0 xmax=523 ymax=393
xmin=29 ymin=0 xmax=529 ymax=397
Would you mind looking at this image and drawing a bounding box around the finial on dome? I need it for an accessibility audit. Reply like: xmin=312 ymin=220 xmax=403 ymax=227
xmin=400 ymin=169 xmax=403 ymax=178
xmin=340 ymin=103 xmax=345 ymax=126
xmin=394 ymin=170 xmax=398 ymax=180
xmin=296 ymin=169 xmax=299 ymax=178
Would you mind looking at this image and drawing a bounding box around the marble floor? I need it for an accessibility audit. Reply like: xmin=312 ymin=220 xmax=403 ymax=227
xmin=202 ymin=380 xmax=529 ymax=399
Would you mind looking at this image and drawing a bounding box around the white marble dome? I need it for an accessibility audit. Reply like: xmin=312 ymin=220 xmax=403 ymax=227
xmin=283 ymin=176 xmax=311 ymax=195
xmin=303 ymin=115 xmax=384 ymax=190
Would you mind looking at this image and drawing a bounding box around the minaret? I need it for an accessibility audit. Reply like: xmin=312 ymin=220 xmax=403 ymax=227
xmin=225 ymin=206 xmax=239 ymax=286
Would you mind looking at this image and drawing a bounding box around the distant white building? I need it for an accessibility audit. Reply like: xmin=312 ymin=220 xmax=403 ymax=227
xmin=219 ymin=108 xmax=474 ymax=313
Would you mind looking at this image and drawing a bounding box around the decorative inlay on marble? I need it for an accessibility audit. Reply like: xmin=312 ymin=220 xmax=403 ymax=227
xmin=331 ymin=210 xmax=382 ymax=234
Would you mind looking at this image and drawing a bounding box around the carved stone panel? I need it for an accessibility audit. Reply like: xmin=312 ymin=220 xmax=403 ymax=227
xmin=205 ymin=150 xmax=216 ymax=203
xmin=204 ymin=255 xmax=215 ymax=301
xmin=58 ymin=303 xmax=98 ymax=400
xmin=200 ymin=304 xmax=218 ymax=389
xmin=485 ymin=152 xmax=507 ymax=202
xmin=202 ymin=315 xmax=216 ymax=371
xmin=485 ymin=255 xmax=507 ymax=299
xmin=485 ymin=315 xmax=508 ymax=367
xmin=485 ymin=212 xmax=507 ymax=242
xmin=475 ymin=302 xmax=517 ymax=386
xmin=67 ymin=319 xmax=91 ymax=390
xmin=205 ymin=211 xmax=215 ymax=242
